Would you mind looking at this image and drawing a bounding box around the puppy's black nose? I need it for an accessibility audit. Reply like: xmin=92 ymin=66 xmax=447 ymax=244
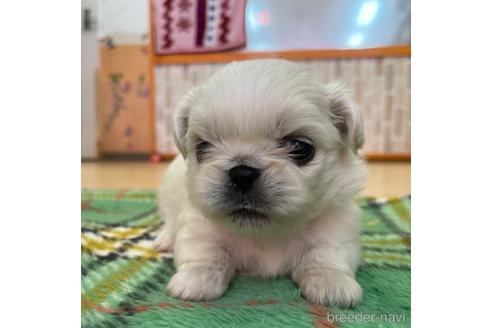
xmin=229 ymin=165 xmax=260 ymax=192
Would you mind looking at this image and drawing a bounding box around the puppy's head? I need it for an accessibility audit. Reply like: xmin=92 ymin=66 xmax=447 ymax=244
xmin=173 ymin=59 xmax=366 ymax=234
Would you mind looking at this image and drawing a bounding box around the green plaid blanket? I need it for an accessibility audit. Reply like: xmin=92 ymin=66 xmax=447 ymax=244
xmin=82 ymin=190 xmax=410 ymax=327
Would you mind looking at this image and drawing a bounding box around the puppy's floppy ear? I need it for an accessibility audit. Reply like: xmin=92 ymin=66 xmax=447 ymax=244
xmin=173 ymin=88 xmax=197 ymax=158
xmin=324 ymin=82 xmax=364 ymax=152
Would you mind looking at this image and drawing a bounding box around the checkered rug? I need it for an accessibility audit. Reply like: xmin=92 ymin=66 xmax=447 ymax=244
xmin=82 ymin=190 xmax=410 ymax=327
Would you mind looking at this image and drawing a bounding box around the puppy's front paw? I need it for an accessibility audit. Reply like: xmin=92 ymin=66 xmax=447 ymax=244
xmin=167 ymin=264 xmax=230 ymax=301
xmin=153 ymin=228 xmax=174 ymax=252
xmin=298 ymin=268 xmax=362 ymax=308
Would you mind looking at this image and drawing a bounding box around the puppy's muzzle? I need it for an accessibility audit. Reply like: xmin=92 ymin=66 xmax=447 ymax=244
xmin=228 ymin=165 xmax=260 ymax=193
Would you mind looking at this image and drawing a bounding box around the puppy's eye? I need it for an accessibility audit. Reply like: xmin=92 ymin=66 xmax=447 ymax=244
xmin=196 ymin=140 xmax=212 ymax=163
xmin=283 ymin=137 xmax=315 ymax=166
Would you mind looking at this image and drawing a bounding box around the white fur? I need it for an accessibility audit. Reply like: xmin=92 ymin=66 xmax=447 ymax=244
xmin=154 ymin=59 xmax=367 ymax=308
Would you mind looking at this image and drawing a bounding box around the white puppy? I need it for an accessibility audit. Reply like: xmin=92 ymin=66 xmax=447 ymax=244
xmin=154 ymin=59 xmax=366 ymax=308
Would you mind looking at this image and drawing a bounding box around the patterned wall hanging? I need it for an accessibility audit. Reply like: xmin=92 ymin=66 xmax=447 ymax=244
xmin=153 ymin=0 xmax=247 ymax=54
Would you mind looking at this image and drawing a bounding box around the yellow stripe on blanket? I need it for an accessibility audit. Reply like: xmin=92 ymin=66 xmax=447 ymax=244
xmin=123 ymin=243 xmax=160 ymax=260
xmin=100 ymin=227 xmax=149 ymax=240
xmin=81 ymin=233 xmax=121 ymax=253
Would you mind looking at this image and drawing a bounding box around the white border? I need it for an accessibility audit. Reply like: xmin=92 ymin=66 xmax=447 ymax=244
xmin=413 ymin=1 xmax=492 ymax=326
xmin=0 ymin=1 xmax=80 ymax=326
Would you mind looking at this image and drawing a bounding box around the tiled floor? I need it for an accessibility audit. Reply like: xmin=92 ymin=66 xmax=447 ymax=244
xmin=82 ymin=161 xmax=410 ymax=197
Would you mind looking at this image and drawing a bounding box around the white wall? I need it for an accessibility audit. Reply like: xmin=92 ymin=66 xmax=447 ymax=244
xmin=82 ymin=0 xmax=99 ymax=158
xmin=97 ymin=0 xmax=148 ymax=44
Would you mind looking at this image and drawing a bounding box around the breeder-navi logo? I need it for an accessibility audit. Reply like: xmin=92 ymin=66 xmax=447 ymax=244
xmin=327 ymin=312 xmax=407 ymax=324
